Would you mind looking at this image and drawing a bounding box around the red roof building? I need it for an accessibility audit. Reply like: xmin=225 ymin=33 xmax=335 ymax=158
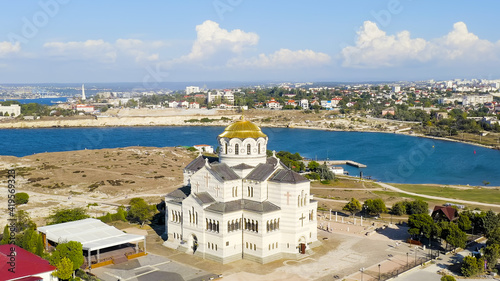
xmin=431 ymin=206 xmax=459 ymax=222
xmin=0 ymin=245 xmax=57 ymax=281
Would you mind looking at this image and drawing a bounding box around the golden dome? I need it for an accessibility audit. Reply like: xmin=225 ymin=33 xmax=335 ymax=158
xmin=218 ymin=117 xmax=267 ymax=139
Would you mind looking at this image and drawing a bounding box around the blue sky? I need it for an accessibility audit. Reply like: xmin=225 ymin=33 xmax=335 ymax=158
xmin=1 ymin=0 xmax=500 ymax=83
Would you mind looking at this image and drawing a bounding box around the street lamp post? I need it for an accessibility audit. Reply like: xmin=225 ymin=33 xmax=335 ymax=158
xmin=415 ymin=248 xmax=418 ymax=266
xmin=378 ymin=264 xmax=381 ymax=280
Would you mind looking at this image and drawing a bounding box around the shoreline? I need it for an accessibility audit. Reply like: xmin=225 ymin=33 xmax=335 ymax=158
xmin=0 ymin=113 xmax=498 ymax=150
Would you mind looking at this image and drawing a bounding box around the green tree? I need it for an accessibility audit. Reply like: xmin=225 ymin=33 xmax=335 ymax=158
xmin=50 ymin=241 xmax=84 ymax=271
xmin=483 ymin=210 xmax=500 ymax=235
xmin=15 ymin=210 xmax=36 ymax=232
xmin=35 ymin=234 xmax=44 ymax=256
xmin=457 ymin=215 xmax=472 ymax=232
xmin=405 ymin=199 xmax=429 ymax=215
xmin=439 ymin=221 xmax=467 ymax=249
xmin=14 ymin=192 xmax=29 ymax=205
xmin=408 ymin=214 xmax=435 ymax=239
xmin=21 ymin=228 xmax=39 ymax=254
xmin=127 ymin=198 xmax=153 ymax=226
xmin=363 ymin=198 xmax=387 ymax=216
xmin=316 ymin=164 xmax=335 ymax=181
xmin=52 ymin=257 xmax=74 ymax=280
xmin=0 ymin=225 xmax=10 ymax=244
xmin=390 ymin=201 xmax=406 ymax=216
xmin=483 ymin=244 xmax=500 ymax=271
xmin=440 ymin=275 xmax=456 ymax=281
xmin=461 ymin=256 xmax=484 ymax=277
xmin=48 ymin=208 xmax=89 ymax=225
xmin=487 ymin=227 xmax=500 ymax=246
xmin=307 ymin=161 xmax=320 ymax=171
xmin=343 ymin=198 xmax=362 ymax=216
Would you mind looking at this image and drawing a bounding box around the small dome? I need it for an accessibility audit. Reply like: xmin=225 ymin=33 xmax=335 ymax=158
xmin=218 ymin=117 xmax=267 ymax=139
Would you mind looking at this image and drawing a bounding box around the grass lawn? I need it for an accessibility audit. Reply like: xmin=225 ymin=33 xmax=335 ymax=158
xmin=391 ymin=184 xmax=500 ymax=205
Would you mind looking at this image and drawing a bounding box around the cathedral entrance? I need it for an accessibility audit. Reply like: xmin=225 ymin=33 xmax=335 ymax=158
xmin=188 ymin=234 xmax=198 ymax=254
xmin=298 ymin=237 xmax=306 ymax=254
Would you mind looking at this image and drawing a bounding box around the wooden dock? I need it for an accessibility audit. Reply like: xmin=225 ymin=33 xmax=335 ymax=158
xmin=303 ymin=159 xmax=367 ymax=168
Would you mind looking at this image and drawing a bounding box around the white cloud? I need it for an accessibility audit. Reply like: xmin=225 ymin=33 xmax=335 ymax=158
xmin=179 ymin=20 xmax=259 ymax=62
xmin=341 ymin=21 xmax=428 ymax=68
xmin=229 ymin=48 xmax=331 ymax=68
xmin=43 ymin=39 xmax=167 ymax=63
xmin=44 ymin=39 xmax=117 ymax=63
xmin=0 ymin=41 xmax=21 ymax=57
xmin=341 ymin=21 xmax=500 ymax=68
xmin=432 ymin=22 xmax=498 ymax=61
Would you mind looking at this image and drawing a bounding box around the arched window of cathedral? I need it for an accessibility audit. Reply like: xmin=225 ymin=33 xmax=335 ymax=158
xmin=298 ymin=195 xmax=300 ymax=207
xmin=195 ymin=212 xmax=198 ymax=225
xmin=235 ymin=186 xmax=237 ymax=197
xmin=225 ymin=143 xmax=227 ymax=154
xmin=258 ymin=143 xmax=261 ymax=153
xmin=235 ymin=144 xmax=239 ymax=155
xmin=266 ymin=221 xmax=269 ymax=232
xmin=277 ymin=218 xmax=280 ymax=229
xmin=206 ymin=219 xmax=209 ymax=230
xmin=251 ymin=187 xmax=254 ymax=197
xmin=247 ymin=144 xmax=251 ymax=155
xmin=216 ymin=221 xmax=220 ymax=233
xmin=189 ymin=210 xmax=192 ymax=223
xmin=256 ymin=221 xmax=258 ymax=233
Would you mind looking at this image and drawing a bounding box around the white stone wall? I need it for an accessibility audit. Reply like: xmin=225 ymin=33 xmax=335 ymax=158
xmin=218 ymin=137 xmax=268 ymax=167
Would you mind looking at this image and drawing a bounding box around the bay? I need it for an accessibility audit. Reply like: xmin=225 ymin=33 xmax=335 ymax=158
xmin=1 ymin=126 xmax=499 ymax=186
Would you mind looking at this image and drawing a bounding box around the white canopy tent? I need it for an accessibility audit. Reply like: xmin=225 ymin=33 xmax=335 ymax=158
xmin=38 ymin=218 xmax=146 ymax=265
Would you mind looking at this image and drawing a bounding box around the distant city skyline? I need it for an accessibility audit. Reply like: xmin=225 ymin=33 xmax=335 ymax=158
xmin=1 ymin=1 xmax=500 ymax=83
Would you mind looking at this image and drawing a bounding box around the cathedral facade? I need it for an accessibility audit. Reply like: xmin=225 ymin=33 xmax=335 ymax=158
xmin=164 ymin=118 xmax=318 ymax=264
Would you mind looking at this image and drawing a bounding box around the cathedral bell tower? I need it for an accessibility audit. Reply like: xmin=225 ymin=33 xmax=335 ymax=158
xmin=217 ymin=116 xmax=268 ymax=167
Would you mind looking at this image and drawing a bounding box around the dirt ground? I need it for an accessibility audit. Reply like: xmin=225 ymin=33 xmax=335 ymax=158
xmin=0 ymin=146 xmax=197 ymax=227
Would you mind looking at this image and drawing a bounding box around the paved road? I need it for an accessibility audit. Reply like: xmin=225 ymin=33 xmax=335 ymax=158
xmin=378 ymin=182 xmax=500 ymax=208
xmin=392 ymin=241 xmax=499 ymax=281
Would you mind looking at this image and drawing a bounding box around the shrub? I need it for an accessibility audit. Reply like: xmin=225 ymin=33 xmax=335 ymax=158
xmin=15 ymin=192 xmax=29 ymax=205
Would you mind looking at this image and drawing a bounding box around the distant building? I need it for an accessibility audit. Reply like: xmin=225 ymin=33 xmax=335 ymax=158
xmin=75 ymin=104 xmax=95 ymax=113
xmin=0 ymin=244 xmax=57 ymax=281
xmin=168 ymin=101 xmax=179 ymax=108
xmin=193 ymin=144 xmax=214 ymax=154
xmin=382 ymin=107 xmax=395 ymax=116
xmin=266 ymin=98 xmax=281 ymax=109
xmin=186 ymin=86 xmax=200 ymax=95
xmin=0 ymin=104 xmax=21 ymax=117
xmin=299 ymin=99 xmax=309 ymax=109
xmin=462 ymin=95 xmax=493 ymax=106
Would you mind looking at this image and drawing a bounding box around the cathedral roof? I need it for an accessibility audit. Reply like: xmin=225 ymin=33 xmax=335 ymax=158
xmin=205 ymin=199 xmax=280 ymax=214
xmin=269 ymin=169 xmax=309 ymax=183
xmin=185 ymin=155 xmax=218 ymax=172
xmin=165 ymin=186 xmax=191 ymax=203
xmin=245 ymin=163 xmax=276 ymax=181
xmin=232 ymin=163 xmax=255 ymax=170
xmin=194 ymin=192 xmax=216 ymax=205
xmin=210 ymin=163 xmax=241 ymax=181
xmin=218 ymin=117 xmax=267 ymax=139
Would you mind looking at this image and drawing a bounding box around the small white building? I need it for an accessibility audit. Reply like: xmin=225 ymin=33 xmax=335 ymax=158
xmin=299 ymin=99 xmax=309 ymax=109
xmin=193 ymin=144 xmax=214 ymax=154
xmin=186 ymin=86 xmax=200 ymax=95
xmin=0 ymin=104 xmax=21 ymax=117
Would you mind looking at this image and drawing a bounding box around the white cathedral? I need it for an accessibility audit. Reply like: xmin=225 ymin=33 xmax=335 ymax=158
xmin=164 ymin=117 xmax=318 ymax=264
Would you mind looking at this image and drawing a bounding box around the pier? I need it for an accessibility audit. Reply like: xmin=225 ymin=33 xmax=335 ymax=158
xmin=303 ymin=159 xmax=367 ymax=168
